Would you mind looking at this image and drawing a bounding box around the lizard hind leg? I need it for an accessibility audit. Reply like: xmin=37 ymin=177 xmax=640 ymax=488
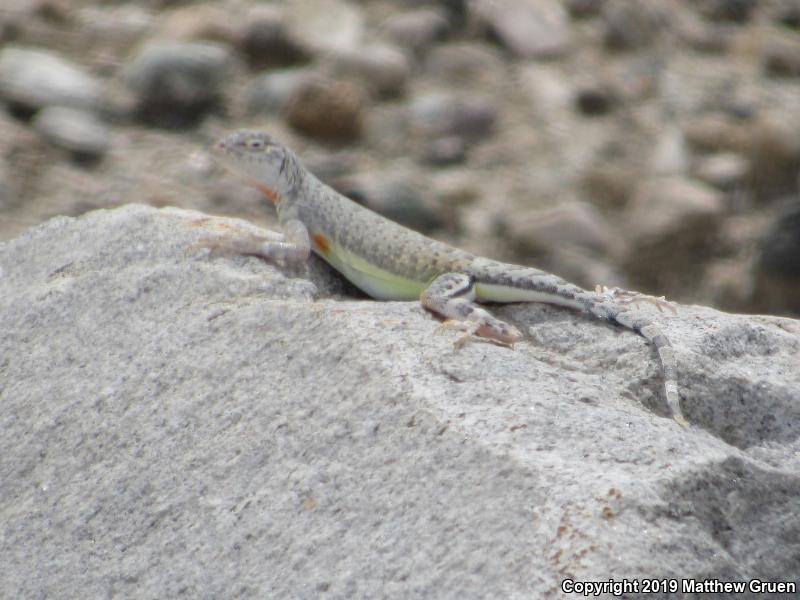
xmin=421 ymin=273 xmax=523 ymax=348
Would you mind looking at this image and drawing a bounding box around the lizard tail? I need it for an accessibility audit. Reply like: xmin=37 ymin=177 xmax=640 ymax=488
xmin=589 ymin=303 xmax=687 ymax=427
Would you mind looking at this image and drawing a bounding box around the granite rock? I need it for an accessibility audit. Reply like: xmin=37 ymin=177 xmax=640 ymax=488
xmin=1 ymin=205 xmax=798 ymax=598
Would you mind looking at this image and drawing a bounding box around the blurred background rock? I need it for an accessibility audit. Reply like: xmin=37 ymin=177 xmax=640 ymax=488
xmin=1 ymin=0 xmax=798 ymax=317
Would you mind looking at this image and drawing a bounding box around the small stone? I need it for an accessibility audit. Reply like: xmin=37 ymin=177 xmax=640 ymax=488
xmin=580 ymin=163 xmax=636 ymax=210
xmin=565 ymin=0 xmax=607 ymax=19
xmin=0 ymin=163 xmax=19 ymax=212
xmin=158 ymin=4 xmax=238 ymax=44
xmin=0 ymin=45 xmax=105 ymax=114
xmin=32 ymin=106 xmax=111 ymax=159
xmin=677 ymin=16 xmax=732 ymax=54
xmin=470 ymin=0 xmax=572 ymax=59
xmin=625 ymin=176 xmax=724 ymax=245
xmin=410 ymin=93 xmax=497 ymax=140
xmin=519 ymin=63 xmax=573 ymax=112
xmin=574 ymin=84 xmax=618 ymax=116
xmin=287 ymin=0 xmax=364 ymax=54
xmin=602 ymin=0 xmax=668 ymax=51
xmin=773 ymin=1 xmax=800 ymax=29
xmin=683 ymin=113 xmax=748 ymax=153
xmin=244 ymin=68 xmax=315 ymax=116
xmin=651 ymin=128 xmax=690 ymax=176
xmin=623 ymin=176 xmax=726 ymax=293
xmin=384 ymin=8 xmax=450 ymax=52
xmin=301 ymin=149 xmax=356 ymax=184
xmin=422 ymin=136 xmax=467 ymax=166
xmin=238 ymin=6 xmax=311 ymax=70
xmin=123 ymin=41 xmax=236 ymax=127
xmin=743 ymin=113 xmax=800 ymax=199
xmin=333 ymin=171 xmax=445 ymax=233
xmin=424 ymin=42 xmax=505 ymax=86
xmin=325 ymin=45 xmax=410 ymax=99
xmin=757 ymin=200 xmax=800 ymax=278
xmin=285 ymin=78 xmax=366 ymax=142
xmin=693 ymin=153 xmax=749 ymax=189
xmin=763 ymin=37 xmax=800 ymax=78
xmin=696 ymin=0 xmax=757 ymax=23
xmin=506 ymin=201 xmax=615 ymax=256
xmin=753 ymin=199 xmax=800 ymax=314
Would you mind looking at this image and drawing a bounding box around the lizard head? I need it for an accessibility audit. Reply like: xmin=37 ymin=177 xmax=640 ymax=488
xmin=214 ymin=130 xmax=297 ymax=202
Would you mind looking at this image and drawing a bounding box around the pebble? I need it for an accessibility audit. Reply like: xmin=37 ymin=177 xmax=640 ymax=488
xmin=696 ymin=0 xmax=757 ymax=23
xmin=757 ymin=200 xmax=800 ymax=279
xmin=244 ymin=68 xmax=315 ymax=116
xmin=683 ymin=113 xmax=747 ymax=152
xmin=565 ymin=0 xmax=607 ymax=19
xmin=470 ymin=0 xmax=572 ymax=59
xmin=0 ymin=45 xmax=105 ymax=114
xmin=773 ymin=3 xmax=800 ymax=29
xmin=424 ymin=42 xmax=505 ymax=86
xmin=625 ymin=176 xmax=724 ymax=245
xmin=285 ymin=78 xmax=367 ymax=142
xmin=506 ymin=201 xmax=615 ymax=256
xmin=763 ymin=37 xmax=800 ymax=78
xmin=123 ymin=41 xmax=236 ymax=127
xmin=677 ymin=15 xmax=732 ymax=54
xmin=574 ymin=83 xmax=618 ymax=116
xmin=32 ymin=106 xmax=111 ymax=159
xmin=422 ymin=136 xmax=467 ymax=166
xmin=333 ymin=171 xmax=445 ymax=233
xmin=287 ymin=0 xmax=364 ymax=53
xmin=325 ymin=44 xmax=410 ymax=99
xmin=300 ymin=149 xmax=356 ymax=184
xmin=384 ymin=8 xmax=450 ymax=52
xmin=0 ymin=160 xmax=18 ymax=211
xmin=602 ymin=0 xmax=667 ymax=51
xmin=651 ymin=127 xmax=690 ymax=176
xmin=238 ymin=6 xmax=311 ymax=70
xmin=743 ymin=113 xmax=800 ymax=199
xmin=156 ymin=4 xmax=237 ymax=45
xmin=409 ymin=93 xmax=497 ymax=140
xmin=580 ymin=162 xmax=637 ymax=210
xmin=693 ymin=152 xmax=749 ymax=189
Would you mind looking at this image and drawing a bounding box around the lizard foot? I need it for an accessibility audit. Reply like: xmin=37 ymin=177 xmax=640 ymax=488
xmin=435 ymin=320 xmax=480 ymax=349
xmin=595 ymin=285 xmax=677 ymax=315
xmin=435 ymin=320 xmax=521 ymax=349
xmin=191 ymin=231 xmax=284 ymax=258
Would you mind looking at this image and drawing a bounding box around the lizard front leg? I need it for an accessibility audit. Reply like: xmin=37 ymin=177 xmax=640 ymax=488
xmin=198 ymin=218 xmax=311 ymax=264
xmin=421 ymin=273 xmax=523 ymax=348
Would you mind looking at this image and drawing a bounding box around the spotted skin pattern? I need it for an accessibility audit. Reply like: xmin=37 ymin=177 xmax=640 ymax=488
xmin=211 ymin=130 xmax=688 ymax=427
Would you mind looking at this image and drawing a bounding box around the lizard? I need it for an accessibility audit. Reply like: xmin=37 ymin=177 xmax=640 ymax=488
xmin=207 ymin=129 xmax=688 ymax=427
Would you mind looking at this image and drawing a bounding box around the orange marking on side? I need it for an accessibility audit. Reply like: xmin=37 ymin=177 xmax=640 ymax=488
xmin=312 ymin=233 xmax=332 ymax=257
xmin=253 ymin=181 xmax=281 ymax=205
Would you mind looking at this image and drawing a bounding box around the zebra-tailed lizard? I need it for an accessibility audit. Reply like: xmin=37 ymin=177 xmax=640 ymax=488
xmin=207 ymin=130 xmax=687 ymax=427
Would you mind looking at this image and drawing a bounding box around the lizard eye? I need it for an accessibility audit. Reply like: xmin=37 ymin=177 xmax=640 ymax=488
xmin=246 ymin=139 xmax=266 ymax=151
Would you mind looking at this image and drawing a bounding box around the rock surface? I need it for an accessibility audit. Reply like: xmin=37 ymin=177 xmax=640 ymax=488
xmin=1 ymin=205 xmax=798 ymax=598
xmin=1 ymin=0 xmax=800 ymax=322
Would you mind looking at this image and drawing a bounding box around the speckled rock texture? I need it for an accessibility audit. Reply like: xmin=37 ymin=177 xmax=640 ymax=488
xmin=1 ymin=205 xmax=798 ymax=599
